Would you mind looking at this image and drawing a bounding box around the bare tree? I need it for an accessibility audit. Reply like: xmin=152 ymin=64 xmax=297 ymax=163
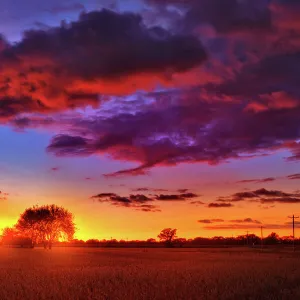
xmin=158 ymin=228 xmax=177 ymax=247
xmin=16 ymin=204 xmax=75 ymax=249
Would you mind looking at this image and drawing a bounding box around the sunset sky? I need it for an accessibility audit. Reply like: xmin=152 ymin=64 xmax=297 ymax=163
xmin=1 ymin=0 xmax=300 ymax=241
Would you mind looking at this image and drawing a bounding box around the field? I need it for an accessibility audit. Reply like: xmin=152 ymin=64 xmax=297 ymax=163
xmin=0 ymin=247 xmax=300 ymax=299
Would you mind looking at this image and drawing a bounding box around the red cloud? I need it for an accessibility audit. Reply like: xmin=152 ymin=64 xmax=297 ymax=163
xmin=0 ymin=10 xmax=207 ymax=120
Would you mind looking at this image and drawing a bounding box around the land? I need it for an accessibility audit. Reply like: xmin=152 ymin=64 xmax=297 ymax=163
xmin=0 ymin=247 xmax=300 ymax=300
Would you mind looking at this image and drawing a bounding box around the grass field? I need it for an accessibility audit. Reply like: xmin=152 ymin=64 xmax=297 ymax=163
xmin=0 ymin=247 xmax=300 ymax=300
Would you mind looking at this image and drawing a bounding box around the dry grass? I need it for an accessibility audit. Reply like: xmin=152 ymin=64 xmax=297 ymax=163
xmin=0 ymin=247 xmax=300 ymax=299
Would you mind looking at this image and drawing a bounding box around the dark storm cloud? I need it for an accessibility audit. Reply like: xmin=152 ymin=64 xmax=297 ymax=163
xmin=46 ymin=95 xmax=300 ymax=176
xmin=214 ymin=52 xmax=300 ymax=99
xmin=0 ymin=9 xmax=207 ymax=120
xmin=0 ymin=35 xmax=9 ymax=50
xmin=216 ymin=188 xmax=300 ymax=205
xmin=91 ymin=191 xmax=200 ymax=211
xmin=147 ymin=0 xmax=300 ymax=107
xmin=186 ymin=0 xmax=272 ymax=34
xmin=1 ymin=0 xmax=299 ymax=178
xmin=147 ymin=0 xmax=272 ymax=33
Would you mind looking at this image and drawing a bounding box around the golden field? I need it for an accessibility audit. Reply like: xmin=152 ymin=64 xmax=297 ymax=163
xmin=0 ymin=247 xmax=300 ymax=299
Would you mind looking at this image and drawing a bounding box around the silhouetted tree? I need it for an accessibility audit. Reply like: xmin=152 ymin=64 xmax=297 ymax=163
xmin=281 ymin=236 xmax=293 ymax=244
xmin=248 ymin=234 xmax=260 ymax=246
xmin=1 ymin=227 xmax=17 ymax=246
xmin=16 ymin=204 xmax=75 ymax=249
xmin=158 ymin=228 xmax=177 ymax=247
xmin=86 ymin=239 xmax=100 ymax=247
xmin=146 ymin=238 xmax=156 ymax=243
xmin=264 ymin=232 xmax=280 ymax=245
xmin=174 ymin=238 xmax=186 ymax=247
xmin=1 ymin=227 xmax=32 ymax=247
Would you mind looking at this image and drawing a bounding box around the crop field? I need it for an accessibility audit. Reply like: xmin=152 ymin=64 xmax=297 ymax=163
xmin=0 ymin=247 xmax=300 ymax=300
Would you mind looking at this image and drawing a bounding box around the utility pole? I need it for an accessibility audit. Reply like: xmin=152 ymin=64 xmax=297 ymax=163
xmin=288 ymin=215 xmax=299 ymax=252
xmin=245 ymin=231 xmax=249 ymax=246
xmin=260 ymin=226 xmax=264 ymax=251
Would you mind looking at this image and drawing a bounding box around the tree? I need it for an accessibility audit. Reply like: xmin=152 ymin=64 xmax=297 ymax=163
xmin=1 ymin=227 xmax=32 ymax=247
xmin=146 ymin=238 xmax=156 ymax=243
xmin=86 ymin=239 xmax=100 ymax=247
xmin=157 ymin=228 xmax=177 ymax=247
xmin=174 ymin=238 xmax=186 ymax=247
xmin=16 ymin=204 xmax=75 ymax=249
xmin=248 ymin=234 xmax=260 ymax=246
xmin=265 ymin=232 xmax=280 ymax=245
xmin=1 ymin=227 xmax=17 ymax=247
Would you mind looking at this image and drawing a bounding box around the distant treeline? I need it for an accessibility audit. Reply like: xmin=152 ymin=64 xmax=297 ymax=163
xmin=3 ymin=205 xmax=298 ymax=249
xmin=2 ymin=232 xmax=300 ymax=248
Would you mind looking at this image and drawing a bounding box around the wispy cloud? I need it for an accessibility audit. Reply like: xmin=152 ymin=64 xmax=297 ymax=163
xmin=91 ymin=191 xmax=200 ymax=212
xmin=208 ymin=203 xmax=233 ymax=208
xmin=216 ymin=188 xmax=300 ymax=205
xmin=198 ymin=219 xmax=224 ymax=224
xmin=287 ymin=174 xmax=300 ymax=180
xmin=237 ymin=177 xmax=276 ymax=184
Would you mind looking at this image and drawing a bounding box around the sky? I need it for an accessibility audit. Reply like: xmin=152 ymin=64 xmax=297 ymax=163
xmin=1 ymin=0 xmax=300 ymax=241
